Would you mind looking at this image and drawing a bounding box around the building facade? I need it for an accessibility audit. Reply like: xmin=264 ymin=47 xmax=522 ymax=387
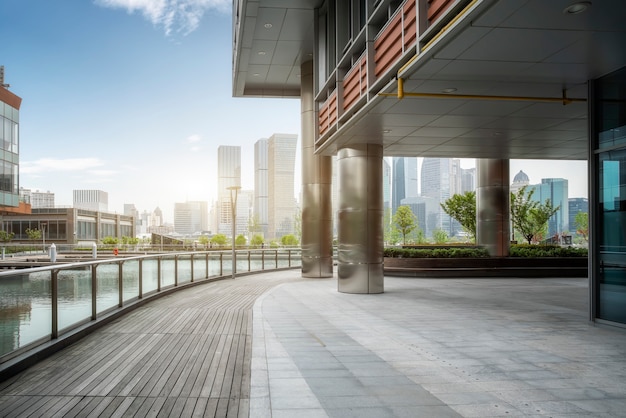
xmin=19 ymin=188 xmax=55 ymax=209
xmin=174 ymin=201 xmax=208 ymax=235
xmin=268 ymin=134 xmax=298 ymax=239
xmin=569 ymin=197 xmax=589 ymax=237
xmin=73 ymin=190 xmax=108 ymax=212
xmin=0 ymin=70 xmax=22 ymax=211
xmin=233 ymin=0 xmax=626 ymax=326
xmin=254 ymin=138 xmax=269 ymax=237
xmin=528 ymin=178 xmax=570 ymax=237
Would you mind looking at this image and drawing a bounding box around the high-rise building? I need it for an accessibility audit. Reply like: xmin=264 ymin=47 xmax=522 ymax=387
xmin=174 ymin=201 xmax=208 ymax=235
xmin=460 ymin=167 xmax=476 ymax=194
xmin=123 ymin=203 xmax=140 ymax=236
xmin=569 ymin=197 xmax=589 ymax=236
xmin=268 ymin=133 xmax=297 ymax=239
xmin=420 ymin=158 xmax=455 ymax=236
xmin=382 ymin=158 xmax=391 ymax=215
xmin=529 ymin=178 xmax=569 ymax=237
xmin=217 ymin=145 xmax=241 ymax=236
xmin=254 ymin=139 xmax=269 ymax=237
xmin=392 ymin=157 xmax=418 ymax=215
xmin=19 ymin=188 xmax=55 ymax=209
xmin=73 ymin=190 xmax=108 ymax=212
xmin=0 ymin=68 xmax=23 ymax=212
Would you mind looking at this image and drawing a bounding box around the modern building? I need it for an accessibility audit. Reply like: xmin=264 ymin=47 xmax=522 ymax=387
xmin=0 ymin=67 xmax=28 ymax=216
xmin=511 ymin=170 xmax=530 ymax=194
xmin=73 ymin=190 xmax=108 ymax=212
xmin=3 ymin=208 xmax=134 ymax=244
xmin=420 ymin=158 xmax=460 ymax=236
xmin=382 ymin=158 xmax=391 ymax=215
xmin=391 ymin=157 xmax=418 ymax=214
xmin=400 ymin=195 xmax=438 ymax=238
xmin=232 ymin=0 xmax=626 ymax=326
xmin=569 ymin=197 xmax=589 ymax=237
xmin=217 ymin=145 xmax=241 ymax=236
xmin=254 ymin=138 xmax=269 ymax=237
xmin=173 ymin=201 xmax=208 ymax=235
xmin=460 ymin=166 xmax=476 ymax=194
xmin=267 ymin=133 xmax=298 ymax=239
xmin=19 ymin=188 xmax=55 ymax=209
xmin=528 ymin=178 xmax=569 ymax=237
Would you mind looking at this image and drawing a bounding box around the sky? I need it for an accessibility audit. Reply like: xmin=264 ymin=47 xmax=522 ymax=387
xmin=2 ymin=0 xmax=587 ymax=223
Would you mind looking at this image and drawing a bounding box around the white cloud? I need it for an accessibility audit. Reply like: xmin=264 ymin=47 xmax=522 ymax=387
xmin=95 ymin=0 xmax=230 ymax=35
xmin=186 ymin=134 xmax=202 ymax=143
xmin=21 ymin=158 xmax=105 ymax=174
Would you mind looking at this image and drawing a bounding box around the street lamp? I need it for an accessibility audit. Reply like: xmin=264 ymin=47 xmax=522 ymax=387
xmin=227 ymin=185 xmax=241 ymax=279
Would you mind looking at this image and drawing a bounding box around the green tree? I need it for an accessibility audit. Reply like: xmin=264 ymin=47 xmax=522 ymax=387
xmin=198 ymin=235 xmax=210 ymax=247
xmin=281 ymin=234 xmax=299 ymax=246
xmin=293 ymin=209 xmax=302 ymax=243
xmin=510 ymin=186 xmax=559 ymax=244
xmin=393 ymin=205 xmax=417 ymax=245
xmin=235 ymin=234 xmax=247 ymax=247
xmin=121 ymin=236 xmax=139 ymax=245
xmin=210 ymin=234 xmax=228 ymax=246
xmin=574 ymin=211 xmax=589 ymax=242
xmin=441 ymin=191 xmax=476 ymax=241
xmin=25 ymin=228 xmax=42 ymax=241
xmin=383 ymin=208 xmax=400 ymax=245
xmin=250 ymin=234 xmax=264 ymax=247
xmin=0 ymin=230 xmax=15 ymax=243
xmin=432 ymin=228 xmax=449 ymax=244
xmin=102 ymin=236 xmax=119 ymax=245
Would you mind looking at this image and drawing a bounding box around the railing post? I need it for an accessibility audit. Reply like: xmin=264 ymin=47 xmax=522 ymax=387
xmin=205 ymin=252 xmax=209 ymax=278
xmin=262 ymin=250 xmax=265 ymax=270
xmin=288 ymin=249 xmax=291 ymax=267
xmin=157 ymin=257 xmax=162 ymax=292
xmin=51 ymin=269 xmax=58 ymax=339
xmin=138 ymin=259 xmax=143 ymax=299
xmin=248 ymin=251 xmax=251 ymax=272
xmin=190 ymin=253 xmax=194 ymax=282
xmin=118 ymin=261 xmax=124 ymax=307
xmin=275 ymin=250 xmax=278 ymax=268
xmin=92 ymin=265 xmax=97 ymax=320
xmin=174 ymin=255 xmax=179 ymax=286
xmin=220 ymin=253 xmax=223 ymax=276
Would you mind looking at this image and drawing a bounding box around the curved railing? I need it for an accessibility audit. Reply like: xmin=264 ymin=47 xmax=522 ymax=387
xmin=0 ymin=249 xmax=301 ymax=366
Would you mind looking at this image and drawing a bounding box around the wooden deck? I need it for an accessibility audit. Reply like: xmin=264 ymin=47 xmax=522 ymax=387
xmin=0 ymin=271 xmax=300 ymax=417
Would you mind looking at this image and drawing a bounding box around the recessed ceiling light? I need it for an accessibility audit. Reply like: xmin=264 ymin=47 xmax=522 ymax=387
xmin=383 ymin=129 xmax=392 ymax=134
xmin=264 ymin=23 xmax=273 ymax=29
xmin=253 ymin=73 xmax=260 ymax=77
xmin=258 ymin=51 xmax=266 ymax=55
xmin=563 ymin=2 xmax=591 ymax=14
xmin=442 ymin=88 xmax=457 ymax=93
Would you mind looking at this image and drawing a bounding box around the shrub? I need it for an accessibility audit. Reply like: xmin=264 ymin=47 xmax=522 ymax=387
xmin=384 ymin=247 xmax=489 ymax=258
xmin=509 ymin=244 xmax=587 ymax=258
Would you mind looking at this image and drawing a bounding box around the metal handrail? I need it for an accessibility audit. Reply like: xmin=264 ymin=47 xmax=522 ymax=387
xmin=0 ymin=249 xmax=302 ymax=365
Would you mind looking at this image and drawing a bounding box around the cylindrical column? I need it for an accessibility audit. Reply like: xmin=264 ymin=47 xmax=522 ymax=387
xmin=337 ymin=144 xmax=384 ymax=294
xmin=300 ymin=61 xmax=334 ymax=278
xmin=476 ymin=159 xmax=510 ymax=257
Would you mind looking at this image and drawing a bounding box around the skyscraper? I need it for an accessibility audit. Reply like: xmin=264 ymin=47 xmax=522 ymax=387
xmin=254 ymin=139 xmax=269 ymax=237
xmin=392 ymin=157 xmax=418 ymax=214
xmin=0 ymin=67 xmax=22 ymax=211
xmin=268 ymin=134 xmax=298 ymax=239
xmin=529 ymin=178 xmax=569 ymax=237
xmin=382 ymin=158 xmax=391 ymax=215
xmin=174 ymin=201 xmax=208 ymax=235
xmin=217 ymin=145 xmax=241 ymax=235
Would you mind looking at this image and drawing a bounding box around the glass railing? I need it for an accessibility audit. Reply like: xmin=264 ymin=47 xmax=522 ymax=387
xmin=0 ymin=249 xmax=301 ymax=363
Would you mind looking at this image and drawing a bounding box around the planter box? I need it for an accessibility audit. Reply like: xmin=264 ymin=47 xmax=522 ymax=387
xmin=384 ymin=257 xmax=588 ymax=278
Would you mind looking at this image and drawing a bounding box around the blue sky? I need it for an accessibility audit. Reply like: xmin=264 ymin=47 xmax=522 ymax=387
xmin=2 ymin=0 xmax=301 ymax=221
xmin=2 ymin=0 xmax=587 ymax=223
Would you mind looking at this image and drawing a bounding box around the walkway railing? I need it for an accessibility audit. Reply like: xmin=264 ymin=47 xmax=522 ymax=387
xmin=0 ymin=249 xmax=301 ymax=365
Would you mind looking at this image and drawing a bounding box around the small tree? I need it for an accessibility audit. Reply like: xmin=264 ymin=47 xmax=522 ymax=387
xmin=574 ymin=211 xmax=589 ymax=242
xmin=25 ymin=228 xmax=42 ymax=241
xmin=198 ymin=235 xmax=210 ymax=248
xmin=383 ymin=208 xmax=401 ymax=245
xmin=510 ymin=186 xmax=559 ymax=244
xmin=250 ymin=234 xmax=264 ymax=247
xmin=432 ymin=228 xmax=449 ymax=244
xmin=441 ymin=191 xmax=476 ymax=242
xmin=235 ymin=234 xmax=247 ymax=247
xmin=210 ymin=234 xmax=228 ymax=246
xmin=281 ymin=234 xmax=299 ymax=246
xmin=102 ymin=236 xmax=119 ymax=246
xmin=393 ymin=205 xmax=417 ymax=245
xmin=0 ymin=230 xmax=15 ymax=243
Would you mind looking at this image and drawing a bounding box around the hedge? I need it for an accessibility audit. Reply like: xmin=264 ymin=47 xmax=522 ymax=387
xmin=384 ymin=245 xmax=587 ymax=258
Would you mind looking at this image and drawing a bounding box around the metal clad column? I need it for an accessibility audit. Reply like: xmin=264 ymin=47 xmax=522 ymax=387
xmin=301 ymin=61 xmax=333 ymax=278
xmin=477 ymin=159 xmax=510 ymax=257
xmin=337 ymin=144 xmax=384 ymax=293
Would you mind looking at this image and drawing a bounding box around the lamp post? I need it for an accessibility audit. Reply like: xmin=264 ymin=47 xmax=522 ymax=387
xmin=227 ymin=186 xmax=241 ymax=279
xmin=40 ymin=222 xmax=47 ymax=254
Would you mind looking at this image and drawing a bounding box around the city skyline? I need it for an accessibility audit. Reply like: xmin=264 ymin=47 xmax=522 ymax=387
xmin=2 ymin=1 xmax=588 ymax=223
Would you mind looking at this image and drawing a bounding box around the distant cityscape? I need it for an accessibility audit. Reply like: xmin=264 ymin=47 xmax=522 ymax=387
xmin=15 ymin=137 xmax=588 ymax=245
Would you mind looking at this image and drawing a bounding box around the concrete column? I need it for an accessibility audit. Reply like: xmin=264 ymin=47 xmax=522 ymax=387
xmin=337 ymin=144 xmax=384 ymax=294
xmin=476 ymin=159 xmax=510 ymax=257
xmin=300 ymin=61 xmax=334 ymax=278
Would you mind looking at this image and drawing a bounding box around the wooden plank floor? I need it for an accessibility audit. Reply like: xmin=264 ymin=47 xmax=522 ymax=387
xmin=0 ymin=271 xmax=300 ymax=417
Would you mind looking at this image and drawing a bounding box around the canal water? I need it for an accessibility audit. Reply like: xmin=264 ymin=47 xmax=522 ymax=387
xmin=0 ymin=254 xmax=296 ymax=358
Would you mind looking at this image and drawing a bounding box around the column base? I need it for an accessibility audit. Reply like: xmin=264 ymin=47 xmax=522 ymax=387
xmin=302 ymin=256 xmax=334 ymax=278
xmin=337 ymin=263 xmax=384 ymax=294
